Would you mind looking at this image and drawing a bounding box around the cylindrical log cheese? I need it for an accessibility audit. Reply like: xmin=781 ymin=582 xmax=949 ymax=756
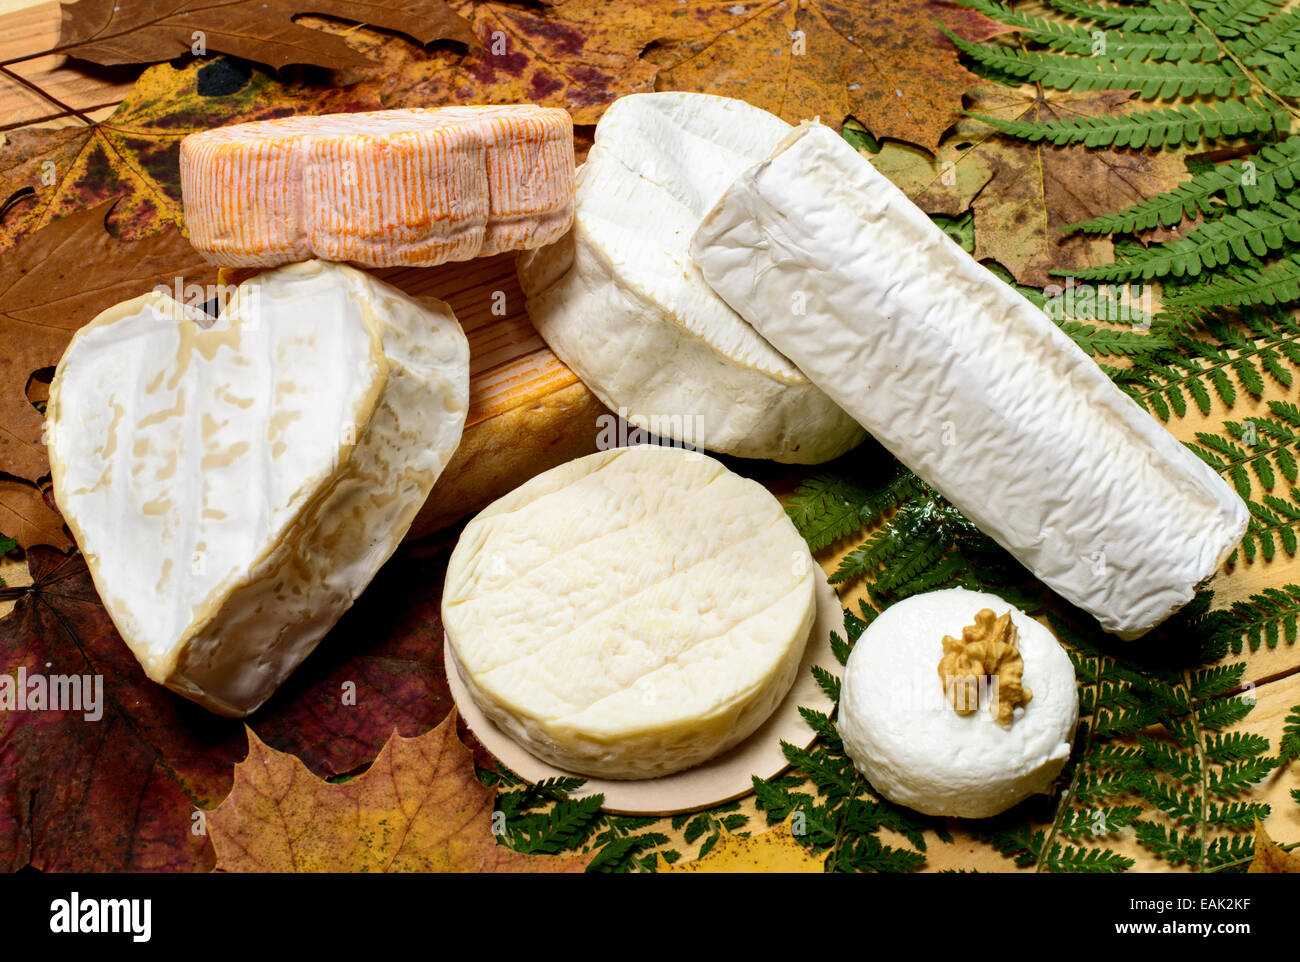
xmin=691 ymin=122 xmax=1248 ymax=638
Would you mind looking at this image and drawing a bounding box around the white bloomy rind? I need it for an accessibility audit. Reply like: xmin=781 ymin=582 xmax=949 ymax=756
xmin=47 ymin=260 xmax=470 ymax=716
xmin=517 ymin=93 xmax=865 ymax=465
xmin=442 ymin=445 xmax=816 ymax=779
xmin=838 ymin=588 xmax=1079 ymax=819
xmin=691 ymin=122 xmax=1249 ymax=638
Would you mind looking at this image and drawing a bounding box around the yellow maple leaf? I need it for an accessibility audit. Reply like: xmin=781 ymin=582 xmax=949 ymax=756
xmin=1248 ymin=821 xmax=1300 ymax=873
xmin=662 ymin=820 xmax=827 ymax=873
xmin=207 ymin=709 xmax=591 ymax=872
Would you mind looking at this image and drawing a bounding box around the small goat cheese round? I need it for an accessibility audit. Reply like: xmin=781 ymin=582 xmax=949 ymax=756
xmin=443 ymin=445 xmax=817 ymax=779
xmin=838 ymin=588 xmax=1078 ymax=818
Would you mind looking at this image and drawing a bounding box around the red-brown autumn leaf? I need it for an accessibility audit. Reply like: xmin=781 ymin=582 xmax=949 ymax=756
xmin=644 ymin=0 xmax=1005 ymax=151
xmin=341 ymin=0 xmax=1001 ymax=141
xmin=58 ymin=0 xmax=474 ymax=70
xmin=350 ymin=0 xmax=661 ymax=125
xmin=0 ymin=58 xmax=389 ymax=252
xmin=0 ymin=201 xmax=219 ymax=549
xmin=0 ymin=544 xmax=460 ymax=872
xmin=209 ymin=709 xmax=590 ymax=872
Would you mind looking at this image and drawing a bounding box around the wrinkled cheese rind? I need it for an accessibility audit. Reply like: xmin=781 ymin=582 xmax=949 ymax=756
xmin=692 ymin=122 xmax=1249 ymax=638
xmin=443 ymin=445 xmax=816 ymax=778
xmin=181 ymin=106 xmax=574 ymax=268
xmin=516 ymin=93 xmax=865 ymax=465
xmin=48 ymin=260 xmax=470 ymax=716
xmin=837 ymin=588 xmax=1078 ymax=818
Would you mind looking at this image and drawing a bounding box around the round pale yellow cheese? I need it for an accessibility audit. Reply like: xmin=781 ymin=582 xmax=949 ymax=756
xmin=442 ymin=445 xmax=817 ymax=779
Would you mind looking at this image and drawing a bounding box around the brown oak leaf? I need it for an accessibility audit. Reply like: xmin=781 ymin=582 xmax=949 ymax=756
xmin=0 ymin=201 xmax=218 ymax=548
xmin=0 ymin=544 xmax=460 ymax=871
xmin=58 ymin=0 xmax=474 ymax=70
xmin=209 ymin=709 xmax=590 ymax=872
xmin=644 ymin=0 xmax=1005 ymax=151
xmin=873 ymin=85 xmax=1189 ymax=287
xmin=356 ymin=0 xmax=661 ymax=125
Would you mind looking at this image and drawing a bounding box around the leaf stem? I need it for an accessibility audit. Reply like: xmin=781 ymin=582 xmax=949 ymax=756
xmin=0 ymin=63 xmax=94 ymax=125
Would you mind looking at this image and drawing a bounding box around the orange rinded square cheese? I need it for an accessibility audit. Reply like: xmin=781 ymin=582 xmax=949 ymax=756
xmin=181 ymin=106 xmax=575 ymax=268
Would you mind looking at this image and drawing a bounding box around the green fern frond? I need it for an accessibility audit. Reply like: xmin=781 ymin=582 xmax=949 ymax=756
xmin=1229 ymin=8 xmax=1300 ymax=59
xmin=1054 ymin=320 xmax=1170 ymax=356
xmin=1068 ymin=138 xmax=1300 ymax=234
xmin=1204 ymin=832 xmax=1260 ymax=869
xmin=947 ymin=30 xmax=1248 ymax=97
xmin=1133 ymin=821 xmax=1204 ymax=864
xmin=1194 ymin=0 xmax=1290 ymax=36
xmin=1215 ymin=584 xmax=1300 ymax=652
xmin=1194 ymin=695 xmax=1255 ymax=730
xmin=955 ymin=0 xmax=1217 ymax=60
xmin=1055 ymin=805 xmax=1144 ymax=839
xmin=1203 ymin=731 xmax=1272 ymax=762
xmin=1206 ymin=756 xmax=1281 ymax=795
xmin=1205 ymin=800 xmax=1271 ymax=828
xmin=1163 ymin=252 xmax=1300 ymax=308
xmin=1042 ymin=0 xmax=1196 ymax=33
xmin=969 ymin=98 xmax=1285 ymax=149
xmin=1279 ymin=705 xmax=1300 ymax=760
xmin=1044 ymin=843 xmax=1135 ymax=872
xmin=1065 ymin=198 xmax=1300 ymax=281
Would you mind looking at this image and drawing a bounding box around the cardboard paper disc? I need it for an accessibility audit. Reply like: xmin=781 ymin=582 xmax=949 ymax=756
xmin=446 ymin=574 xmax=840 ymax=815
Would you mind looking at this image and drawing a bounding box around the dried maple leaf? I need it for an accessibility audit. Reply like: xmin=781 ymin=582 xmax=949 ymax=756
xmin=0 ymin=59 xmax=387 ymax=252
xmin=0 ymin=201 xmax=218 ymax=549
xmin=209 ymin=709 xmax=590 ymax=872
xmin=0 ymin=477 xmax=63 ymax=555
xmin=1248 ymin=821 xmax=1300 ymax=873
xmin=874 ymin=85 xmax=1189 ymax=287
xmin=0 ymin=545 xmax=460 ymax=871
xmin=644 ymin=0 xmax=1004 ymax=152
xmin=58 ymin=0 xmax=474 ymax=70
xmin=661 ymin=818 xmax=827 ymax=873
xmin=357 ymin=0 xmax=659 ymax=125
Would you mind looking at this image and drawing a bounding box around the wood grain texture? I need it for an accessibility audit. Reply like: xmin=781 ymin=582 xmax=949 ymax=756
xmin=0 ymin=2 xmax=139 ymax=130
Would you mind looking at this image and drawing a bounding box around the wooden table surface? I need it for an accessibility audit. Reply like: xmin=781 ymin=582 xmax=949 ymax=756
xmin=1 ymin=0 xmax=1297 ymax=872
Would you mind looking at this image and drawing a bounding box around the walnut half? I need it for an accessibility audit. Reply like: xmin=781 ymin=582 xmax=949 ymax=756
xmin=938 ymin=608 xmax=1033 ymax=728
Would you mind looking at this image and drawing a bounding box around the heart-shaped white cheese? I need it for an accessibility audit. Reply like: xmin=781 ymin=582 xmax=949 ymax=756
xmin=47 ymin=260 xmax=470 ymax=716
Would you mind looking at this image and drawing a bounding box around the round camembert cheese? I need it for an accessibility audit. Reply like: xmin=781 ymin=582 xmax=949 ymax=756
xmin=516 ymin=92 xmax=865 ymax=465
xmin=443 ymin=445 xmax=817 ymax=779
xmin=837 ymin=588 xmax=1079 ymax=818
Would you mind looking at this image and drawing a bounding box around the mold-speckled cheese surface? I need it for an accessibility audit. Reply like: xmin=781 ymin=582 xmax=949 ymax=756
xmin=47 ymin=260 xmax=470 ymax=716
xmin=838 ymin=588 xmax=1079 ymax=818
xmin=181 ymin=105 xmax=574 ymax=268
xmin=443 ymin=445 xmax=816 ymax=779
xmin=692 ymin=122 xmax=1248 ymax=638
xmin=516 ymin=93 xmax=864 ymax=465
